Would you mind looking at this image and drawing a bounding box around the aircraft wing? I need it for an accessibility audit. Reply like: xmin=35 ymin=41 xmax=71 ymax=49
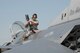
xmin=3 ymin=38 xmax=74 ymax=53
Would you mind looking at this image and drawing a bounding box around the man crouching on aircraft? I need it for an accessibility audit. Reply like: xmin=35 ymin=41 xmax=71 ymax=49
xmin=25 ymin=13 xmax=39 ymax=40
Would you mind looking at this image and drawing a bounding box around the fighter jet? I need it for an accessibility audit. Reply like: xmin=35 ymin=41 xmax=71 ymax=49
xmin=0 ymin=0 xmax=80 ymax=53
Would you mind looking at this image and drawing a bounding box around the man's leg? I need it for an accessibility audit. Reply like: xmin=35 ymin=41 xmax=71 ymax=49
xmin=32 ymin=29 xmax=36 ymax=33
xmin=24 ymin=31 xmax=33 ymax=40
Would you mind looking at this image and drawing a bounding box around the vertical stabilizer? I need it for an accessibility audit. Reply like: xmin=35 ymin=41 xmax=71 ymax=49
xmin=70 ymin=0 xmax=80 ymax=8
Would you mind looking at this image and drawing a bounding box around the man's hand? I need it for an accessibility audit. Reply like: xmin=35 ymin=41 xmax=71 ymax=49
xmin=29 ymin=21 xmax=38 ymax=25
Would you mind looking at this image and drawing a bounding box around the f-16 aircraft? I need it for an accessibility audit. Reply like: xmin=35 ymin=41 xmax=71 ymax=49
xmin=0 ymin=0 xmax=80 ymax=53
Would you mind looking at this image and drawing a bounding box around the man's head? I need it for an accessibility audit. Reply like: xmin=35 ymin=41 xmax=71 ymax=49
xmin=32 ymin=13 xmax=37 ymax=20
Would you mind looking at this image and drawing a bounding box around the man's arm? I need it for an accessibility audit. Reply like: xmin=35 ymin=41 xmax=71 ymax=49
xmin=29 ymin=20 xmax=39 ymax=25
xmin=25 ymin=21 xmax=30 ymax=28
